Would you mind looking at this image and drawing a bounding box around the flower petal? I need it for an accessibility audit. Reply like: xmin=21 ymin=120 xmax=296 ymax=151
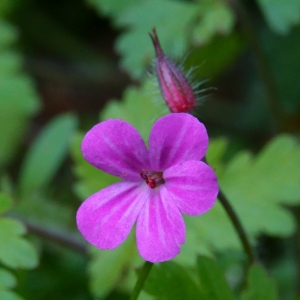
xmin=136 ymin=186 xmax=185 ymax=263
xmin=163 ymin=160 xmax=218 ymax=215
xmin=82 ymin=119 xmax=149 ymax=180
xmin=76 ymin=181 xmax=147 ymax=250
xmin=148 ymin=113 xmax=208 ymax=170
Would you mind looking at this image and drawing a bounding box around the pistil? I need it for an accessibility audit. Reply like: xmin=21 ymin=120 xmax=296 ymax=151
xmin=140 ymin=169 xmax=165 ymax=189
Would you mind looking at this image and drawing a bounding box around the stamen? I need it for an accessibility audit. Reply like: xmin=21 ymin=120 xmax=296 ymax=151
xmin=140 ymin=169 xmax=165 ymax=189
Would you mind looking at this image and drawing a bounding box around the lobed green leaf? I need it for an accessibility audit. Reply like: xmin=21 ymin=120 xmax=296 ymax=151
xmin=88 ymin=232 xmax=140 ymax=298
xmin=0 ymin=268 xmax=16 ymax=289
xmin=196 ymin=256 xmax=235 ymax=300
xmin=0 ymin=218 xmax=38 ymax=269
xmin=241 ymin=264 xmax=278 ymax=300
xmin=144 ymin=261 xmax=202 ymax=300
xmin=256 ymin=0 xmax=300 ymax=34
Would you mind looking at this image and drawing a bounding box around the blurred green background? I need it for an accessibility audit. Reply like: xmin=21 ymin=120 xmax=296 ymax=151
xmin=1 ymin=0 xmax=300 ymax=299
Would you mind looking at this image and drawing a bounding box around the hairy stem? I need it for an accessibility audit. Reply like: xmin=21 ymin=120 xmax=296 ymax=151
xmin=130 ymin=261 xmax=153 ymax=300
xmin=203 ymin=156 xmax=255 ymax=264
xmin=218 ymin=190 xmax=255 ymax=264
xmin=24 ymin=220 xmax=87 ymax=254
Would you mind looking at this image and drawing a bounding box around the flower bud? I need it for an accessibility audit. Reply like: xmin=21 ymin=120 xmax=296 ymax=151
xmin=149 ymin=28 xmax=196 ymax=113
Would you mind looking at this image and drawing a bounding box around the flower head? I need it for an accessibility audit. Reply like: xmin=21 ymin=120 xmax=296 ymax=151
xmin=76 ymin=113 xmax=218 ymax=263
xmin=149 ymin=28 xmax=197 ymax=113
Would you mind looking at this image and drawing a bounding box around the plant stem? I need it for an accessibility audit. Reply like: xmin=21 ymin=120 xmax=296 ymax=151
xmin=218 ymin=190 xmax=255 ymax=265
xmin=130 ymin=261 xmax=153 ymax=300
xmin=203 ymin=156 xmax=255 ymax=264
xmin=24 ymin=220 xmax=87 ymax=254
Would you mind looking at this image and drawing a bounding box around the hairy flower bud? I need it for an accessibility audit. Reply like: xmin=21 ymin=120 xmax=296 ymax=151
xmin=149 ymin=28 xmax=196 ymax=113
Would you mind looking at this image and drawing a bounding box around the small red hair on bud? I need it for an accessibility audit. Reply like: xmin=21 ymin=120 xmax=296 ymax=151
xmin=149 ymin=28 xmax=196 ymax=113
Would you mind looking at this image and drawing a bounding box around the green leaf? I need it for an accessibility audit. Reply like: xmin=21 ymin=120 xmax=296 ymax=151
xmin=88 ymin=0 xmax=139 ymax=18
xmin=0 ymin=21 xmax=18 ymax=49
xmin=256 ymin=0 xmax=300 ymax=34
xmin=210 ymin=135 xmax=300 ymax=240
xmin=186 ymin=32 xmax=245 ymax=80
xmin=144 ymin=261 xmax=202 ymax=300
xmin=175 ymin=134 xmax=300 ymax=265
xmin=0 ymin=218 xmax=38 ymax=269
xmin=88 ymin=232 xmax=140 ymax=298
xmin=100 ymin=79 xmax=166 ymax=141
xmin=196 ymin=256 xmax=235 ymax=300
xmin=206 ymin=137 xmax=228 ymax=177
xmin=89 ymin=0 xmax=236 ymax=78
xmin=0 ymin=192 xmax=13 ymax=214
xmin=0 ymin=21 xmax=40 ymax=168
xmin=0 ymin=291 xmax=23 ymax=300
xmin=0 ymin=268 xmax=16 ymax=289
xmin=241 ymin=264 xmax=278 ymax=300
xmin=0 ymin=51 xmax=22 ymax=76
xmin=192 ymin=0 xmax=234 ymax=45
xmin=19 ymin=114 xmax=78 ymax=196
xmin=116 ymin=0 xmax=198 ymax=78
xmin=0 ymin=268 xmax=23 ymax=300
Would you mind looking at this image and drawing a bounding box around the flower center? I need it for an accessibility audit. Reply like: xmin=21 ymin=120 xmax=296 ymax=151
xmin=140 ymin=169 xmax=165 ymax=189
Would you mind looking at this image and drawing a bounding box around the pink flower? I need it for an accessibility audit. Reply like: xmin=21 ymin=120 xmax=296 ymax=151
xmin=149 ymin=29 xmax=196 ymax=113
xmin=76 ymin=113 xmax=218 ymax=263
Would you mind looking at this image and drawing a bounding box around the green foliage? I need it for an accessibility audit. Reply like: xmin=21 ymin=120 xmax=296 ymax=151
xmin=261 ymin=25 xmax=300 ymax=110
xmin=197 ymin=256 xmax=235 ymax=300
xmin=0 ymin=268 xmax=16 ymax=289
xmin=241 ymin=264 xmax=278 ymax=300
xmin=7 ymin=0 xmax=297 ymax=298
xmin=89 ymin=0 xmax=235 ymax=78
xmin=0 ymin=291 xmax=23 ymax=300
xmin=144 ymin=261 xmax=201 ymax=300
xmin=256 ymin=0 xmax=300 ymax=34
xmin=0 ymin=218 xmax=38 ymax=269
xmin=186 ymin=32 xmax=245 ymax=79
xmin=0 ymin=268 xmax=23 ymax=300
xmin=192 ymin=0 xmax=234 ymax=45
xmin=0 ymin=183 xmax=37 ymax=300
xmin=0 ymin=192 xmax=13 ymax=214
xmin=115 ymin=0 xmax=197 ymax=78
xmin=0 ymin=21 xmax=18 ymax=48
xmin=205 ymin=137 xmax=228 ymax=177
xmin=142 ymin=257 xmax=280 ymax=300
xmin=0 ymin=0 xmax=17 ymax=18
xmin=183 ymin=134 xmax=300 ymax=261
xmin=88 ymin=233 xmax=141 ymax=298
xmin=0 ymin=20 xmax=40 ymax=169
xmin=100 ymin=79 xmax=166 ymax=140
xmin=88 ymin=0 xmax=139 ymax=18
xmin=0 ymin=213 xmax=38 ymax=299
xmin=19 ymin=114 xmax=78 ymax=197
xmin=143 ymin=256 xmax=239 ymax=300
